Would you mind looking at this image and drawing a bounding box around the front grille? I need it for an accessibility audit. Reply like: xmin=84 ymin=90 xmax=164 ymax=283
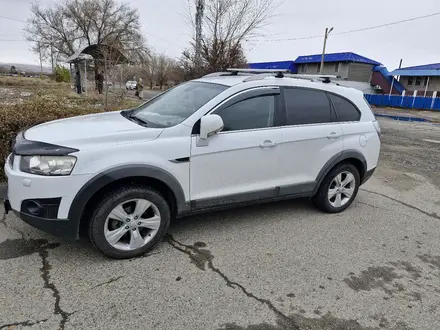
xmin=8 ymin=153 xmax=15 ymax=168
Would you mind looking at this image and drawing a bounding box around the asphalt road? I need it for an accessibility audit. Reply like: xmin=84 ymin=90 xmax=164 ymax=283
xmin=1 ymin=117 xmax=440 ymax=330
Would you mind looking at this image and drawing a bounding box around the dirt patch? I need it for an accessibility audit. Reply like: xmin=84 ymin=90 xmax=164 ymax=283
xmin=418 ymin=254 xmax=440 ymax=269
xmin=343 ymin=266 xmax=400 ymax=292
xmin=218 ymin=313 xmax=414 ymax=330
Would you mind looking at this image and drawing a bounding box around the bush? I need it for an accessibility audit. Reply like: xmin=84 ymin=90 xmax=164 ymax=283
xmin=55 ymin=65 xmax=71 ymax=83
xmin=0 ymin=96 xmax=106 ymax=181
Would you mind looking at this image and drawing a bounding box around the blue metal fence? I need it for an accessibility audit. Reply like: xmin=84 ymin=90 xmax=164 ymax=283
xmin=365 ymin=94 xmax=440 ymax=111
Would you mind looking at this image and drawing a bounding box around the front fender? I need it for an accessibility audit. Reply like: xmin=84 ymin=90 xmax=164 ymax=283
xmin=68 ymin=164 xmax=189 ymax=238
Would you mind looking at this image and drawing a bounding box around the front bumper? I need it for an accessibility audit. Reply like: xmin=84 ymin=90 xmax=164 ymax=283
xmin=4 ymin=154 xmax=93 ymax=239
xmin=13 ymin=211 xmax=79 ymax=239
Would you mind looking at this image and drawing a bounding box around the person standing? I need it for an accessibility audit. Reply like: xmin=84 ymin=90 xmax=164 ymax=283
xmin=75 ymin=71 xmax=82 ymax=94
xmin=97 ymin=71 xmax=104 ymax=94
xmin=137 ymin=77 xmax=144 ymax=100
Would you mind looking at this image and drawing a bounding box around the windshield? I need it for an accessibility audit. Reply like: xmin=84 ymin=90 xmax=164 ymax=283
xmin=131 ymin=81 xmax=227 ymax=128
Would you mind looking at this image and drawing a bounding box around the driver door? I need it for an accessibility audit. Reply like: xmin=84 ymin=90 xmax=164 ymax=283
xmin=189 ymin=87 xmax=284 ymax=209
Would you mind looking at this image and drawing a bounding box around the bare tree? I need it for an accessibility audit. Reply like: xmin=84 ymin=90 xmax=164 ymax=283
xmin=143 ymin=55 xmax=158 ymax=90
xmin=180 ymin=0 xmax=276 ymax=77
xmin=155 ymin=54 xmax=174 ymax=90
xmin=26 ymin=0 xmax=149 ymax=75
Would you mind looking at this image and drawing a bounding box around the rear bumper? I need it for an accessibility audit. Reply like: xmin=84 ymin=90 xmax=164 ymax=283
xmin=14 ymin=211 xmax=79 ymax=239
xmin=362 ymin=167 xmax=376 ymax=184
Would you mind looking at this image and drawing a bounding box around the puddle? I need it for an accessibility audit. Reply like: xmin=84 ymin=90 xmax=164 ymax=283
xmin=0 ymin=239 xmax=60 ymax=260
xmin=375 ymin=113 xmax=432 ymax=123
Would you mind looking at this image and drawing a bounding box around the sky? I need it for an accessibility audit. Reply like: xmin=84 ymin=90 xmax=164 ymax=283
xmin=0 ymin=0 xmax=439 ymax=70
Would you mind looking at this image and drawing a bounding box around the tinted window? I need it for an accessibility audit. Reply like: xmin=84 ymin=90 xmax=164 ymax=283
xmin=132 ymin=82 xmax=227 ymax=128
xmin=284 ymin=88 xmax=332 ymax=125
xmin=214 ymin=95 xmax=275 ymax=132
xmin=329 ymin=94 xmax=361 ymax=122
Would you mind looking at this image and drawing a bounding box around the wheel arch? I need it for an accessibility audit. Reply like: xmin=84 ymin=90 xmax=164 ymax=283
xmin=68 ymin=165 xmax=189 ymax=239
xmin=314 ymin=150 xmax=367 ymax=194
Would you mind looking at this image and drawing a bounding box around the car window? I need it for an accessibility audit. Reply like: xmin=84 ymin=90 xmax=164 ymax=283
xmin=132 ymin=81 xmax=227 ymax=128
xmin=328 ymin=94 xmax=361 ymax=122
xmin=283 ymin=88 xmax=332 ymax=125
xmin=214 ymin=95 xmax=275 ymax=132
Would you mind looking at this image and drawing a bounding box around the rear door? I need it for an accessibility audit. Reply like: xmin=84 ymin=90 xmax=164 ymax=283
xmin=277 ymin=87 xmax=343 ymax=194
xmin=328 ymin=93 xmax=379 ymax=170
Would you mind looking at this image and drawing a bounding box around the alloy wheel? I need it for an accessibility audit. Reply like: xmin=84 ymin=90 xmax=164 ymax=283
xmin=328 ymin=171 xmax=356 ymax=208
xmin=104 ymin=199 xmax=161 ymax=251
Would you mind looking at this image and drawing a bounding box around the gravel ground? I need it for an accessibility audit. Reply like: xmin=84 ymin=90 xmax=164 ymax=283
xmin=1 ymin=117 xmax=440 ymax=330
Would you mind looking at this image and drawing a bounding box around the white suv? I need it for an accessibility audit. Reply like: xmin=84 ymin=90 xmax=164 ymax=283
xmin=4 ymin=70 xmax=381 ymax=259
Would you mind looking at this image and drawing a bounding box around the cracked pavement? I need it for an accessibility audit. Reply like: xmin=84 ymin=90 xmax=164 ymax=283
xmin=1 ymin=117 xmax=440 ymax=330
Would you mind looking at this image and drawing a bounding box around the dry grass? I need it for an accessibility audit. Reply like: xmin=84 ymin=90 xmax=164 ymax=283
xmin=0 ymin=76 xmax=141 ymax=181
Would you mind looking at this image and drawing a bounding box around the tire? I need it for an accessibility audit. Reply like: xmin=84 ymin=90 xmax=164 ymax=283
xmin=88 ymin=185 xmax=170 ymax=259
xmin=313 ymin=163 xmax=360 ymax=213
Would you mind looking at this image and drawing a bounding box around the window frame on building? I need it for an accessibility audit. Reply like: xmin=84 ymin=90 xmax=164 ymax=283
xmin=407 ymin=77 xmax=413 ymax=85
xmin=424 ymin=77 xmax=429 ymax=87
xmin=415 ymin=77 xmax=421 ymax=86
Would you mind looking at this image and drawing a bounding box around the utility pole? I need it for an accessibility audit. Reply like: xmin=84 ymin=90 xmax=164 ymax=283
xmin=389 ymin=59 xmax=403 ymax=97
xmin=195 ymin=0 xmax=205 ymax=69
xmin=50 ymin=38 xmax=55 ymax=74
xmin=320 ymin=27 xmax=333 ymax=74
xmin=38 ymin=41 xmax=43 ymax=77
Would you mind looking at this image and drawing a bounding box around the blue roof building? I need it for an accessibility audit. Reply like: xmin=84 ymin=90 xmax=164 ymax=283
xmin=248 ymin=61 xmax=297 ymax=73
xmin=248 ymin=52 xmax=381 ymax=83
xmin=293 ymin=52 xmax=381 ymax=83
xmin=295 ymin=52 xmax=381 ymax=66
xmin=248 ymin=52 xmax=406 ymax=94
xmin=390 ymin=63 xmax=440 ymax=97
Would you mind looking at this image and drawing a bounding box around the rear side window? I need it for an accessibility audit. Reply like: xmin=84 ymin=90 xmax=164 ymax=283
xmin=329 ymin=94 xmax=361 ymax=122
xmin=284 ymin=88 xmax=332 ymax=125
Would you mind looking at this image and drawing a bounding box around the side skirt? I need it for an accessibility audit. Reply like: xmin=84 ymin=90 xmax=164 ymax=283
xmin=178 ymin=182 xmax=316 ymax=217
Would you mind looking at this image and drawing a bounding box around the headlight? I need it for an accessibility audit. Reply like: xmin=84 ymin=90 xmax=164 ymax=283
xmin=20 ymin=156 xmax=77 ymax=176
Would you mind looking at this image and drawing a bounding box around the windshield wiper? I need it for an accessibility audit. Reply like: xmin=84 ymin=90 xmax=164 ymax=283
xmin=121 ymin=110 xmax=148 ymax=127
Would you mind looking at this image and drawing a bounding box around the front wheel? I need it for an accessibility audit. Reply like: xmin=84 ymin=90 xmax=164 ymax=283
xmin=88 ymin=185 xmax=170 ymax=259
xmin=313 ymin=163 xmax=360 ymax=213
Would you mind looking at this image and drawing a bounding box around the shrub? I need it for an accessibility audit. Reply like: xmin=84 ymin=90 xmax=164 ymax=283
xmin=55 ymin=65 xmax=71 ymax=83
xmin=0 ymin=98 xmax=140 ymax=182
xmin=0 ymin=96 xmax=103 ymax=181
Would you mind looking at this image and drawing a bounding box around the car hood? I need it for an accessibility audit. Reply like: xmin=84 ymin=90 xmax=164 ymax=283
xmin=24 ymin=111 xmax=163 ymax=150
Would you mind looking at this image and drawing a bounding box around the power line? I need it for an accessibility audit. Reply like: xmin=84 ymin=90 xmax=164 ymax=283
xmin=0 ymin=39 xmax=30 ymax=42
xmin=250 ymin=12 xmax=440 ymax=43
xmin=0 ymin=15 xmax=26 ymax=23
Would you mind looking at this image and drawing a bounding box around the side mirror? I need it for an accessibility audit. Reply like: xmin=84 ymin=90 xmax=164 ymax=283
xmin=200 ymin=114 xmax=224 ymax=140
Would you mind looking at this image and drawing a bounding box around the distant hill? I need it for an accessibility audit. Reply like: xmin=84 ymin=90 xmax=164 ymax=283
xmin=0 ymin=62 xmax=52 ymax=74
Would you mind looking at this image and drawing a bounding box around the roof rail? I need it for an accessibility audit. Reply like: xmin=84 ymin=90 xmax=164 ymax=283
xmin=203 ymin=69 xmax=342 ymax=85
xmin=288 ymin=74 xmax=341 ymax=83
xmin=227 ymin=68 xmax=290 ymax=78
xmin=202 ymin=72 xmax=235 ymax=78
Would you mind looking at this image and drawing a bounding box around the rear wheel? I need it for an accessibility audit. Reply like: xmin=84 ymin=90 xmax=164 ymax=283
xmin=313 ymin=163 xmax=360 ymax=213
xmin=88 ymin=185 xmax=170 ymax=259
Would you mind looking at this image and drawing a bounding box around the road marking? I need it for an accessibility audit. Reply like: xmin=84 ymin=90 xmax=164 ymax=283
xmin=423 ymin=139 xmax=440 ymax=144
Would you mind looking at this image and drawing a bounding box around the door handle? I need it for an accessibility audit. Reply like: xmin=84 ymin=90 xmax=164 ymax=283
xmin=327 ymin=132 xmax=341 ymax=139
xmin=260 ymin=140 xmax=277 ymax=148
